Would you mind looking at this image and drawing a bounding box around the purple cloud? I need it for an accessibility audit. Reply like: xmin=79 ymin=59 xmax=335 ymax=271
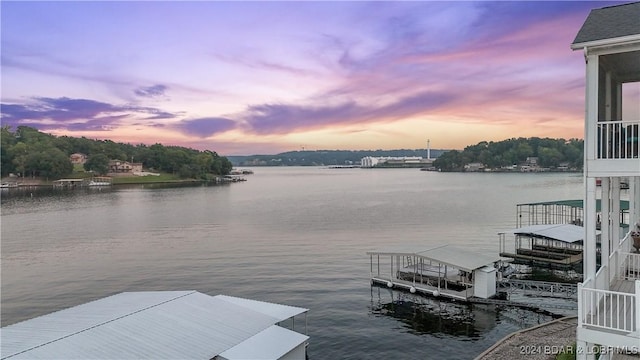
xmin=244 ymin=102 xmax=360 ymax=134
xmin=1 ymin=97 xmax=116 ymax=128
xmin=173 ymin=117 xmax=236 ymax=137
xmin=243 ymin=90 xmax=453 ymax=135
xmin=0 ymin=96 xmax=179 ymax=132
xmin=134 ymin=84 xmax=168 ymax=98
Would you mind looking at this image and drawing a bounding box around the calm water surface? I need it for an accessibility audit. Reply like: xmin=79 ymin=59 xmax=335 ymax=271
xmin=1 ymin=168 xmax=583 ymax=359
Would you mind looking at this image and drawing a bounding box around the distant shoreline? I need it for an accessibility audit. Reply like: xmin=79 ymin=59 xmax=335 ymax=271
xmin=0 ymin=177 xmax=226 ymax=189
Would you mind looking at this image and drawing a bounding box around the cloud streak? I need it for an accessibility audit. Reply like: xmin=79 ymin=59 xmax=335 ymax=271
xmin=0 ymin=97 xmax=179 ymax=132
xmin=241 ymin=90 xmax=455 ymax=135
xmin=172 ymin=117 xmax=237 ymax=138
xmin=134 ymin=84 xmax=168 ymax=98
xmin=0 ymin=1 xmax=626 ymax=154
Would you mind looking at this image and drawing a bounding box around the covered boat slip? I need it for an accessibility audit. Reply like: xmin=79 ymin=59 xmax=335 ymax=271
xmin=516 ymin=199 xmax=630 ymax=230
xmin=367 ymin=245 xmax=502 ymax=300
xmin=498 ymin=224 xmax=599 ymax=269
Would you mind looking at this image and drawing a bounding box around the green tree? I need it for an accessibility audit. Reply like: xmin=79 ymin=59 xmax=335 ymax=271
xmin=46 ymin=149 xmax=74 ymax=178
xmin=538 ymin=147 xmax=564 ymax=167
xmin=1 ymin=126 xmax=17 ymax=176
xmin=23 ymin=149 xmax=72 ymax=179
xmin=84 ymin=154 xmax=110 ymax=175
xmin=10 ymin=142 xmax=29 ymax=178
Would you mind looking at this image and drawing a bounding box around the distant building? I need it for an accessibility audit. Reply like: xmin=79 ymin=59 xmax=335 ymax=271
xmin=525 ymin=157 xmax=538 ymax=166
xmin=361 ymin=156 xmax=381 ymax=167
xmin=69 ymin=153 xmax=87 ymax=165
xmin=557 ymin=162 xmax=570 ymax=171
xmin=360 ymin=156 xmax=434 ymax=168
xmin=108 ymin=160 xmax=143 ymax=176
xmin=464 ymin=162 xmax=485 ymax=172
xmin=519 ymin=157 xmax=542 ymax=172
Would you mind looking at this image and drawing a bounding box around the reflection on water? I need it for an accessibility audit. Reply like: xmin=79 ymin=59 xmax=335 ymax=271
xmin=0 ymin=183 xmax=222 ymax=215
xmin=0 ymin=182 xmax=216 ymax=200
xmin=370 ymin=286 xmax=554 ymax=340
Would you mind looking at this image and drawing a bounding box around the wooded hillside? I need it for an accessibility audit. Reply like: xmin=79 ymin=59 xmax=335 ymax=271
xmin=433 ymin=137 xmax=583 ymax=171
xmin=0 ymin=126 xmax=232 ymax=179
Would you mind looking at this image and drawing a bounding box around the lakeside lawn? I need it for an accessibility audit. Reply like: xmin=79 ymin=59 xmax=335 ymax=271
xmin=2 ymin=172 xmax=200 ymax=186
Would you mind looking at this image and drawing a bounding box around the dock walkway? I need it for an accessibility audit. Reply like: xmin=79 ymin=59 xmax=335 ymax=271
xmin=475 ymin=317 xmax=577 ymax=360
xmin=497 ymin=279 xmax=578 ymax=299
xmin=476 ymin=316 xmax=639 ymax=360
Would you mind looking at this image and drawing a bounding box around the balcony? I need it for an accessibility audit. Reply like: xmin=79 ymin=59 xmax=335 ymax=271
xmin=577 ymin=230 xmax=640 ymax=349
xmin=597 ymin=120 xmax=640 ymax=160
xmin=588 ymin=120 xmax=640 ymax=177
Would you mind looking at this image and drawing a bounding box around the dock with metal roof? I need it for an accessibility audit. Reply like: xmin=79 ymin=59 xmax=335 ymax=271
xmin=367 ymin=244 xmax=504 ymax=301
xmin=0 ymin=291 xmax=309 ymax=360
xmin=498 ymin=223 xmax=599 ymax=270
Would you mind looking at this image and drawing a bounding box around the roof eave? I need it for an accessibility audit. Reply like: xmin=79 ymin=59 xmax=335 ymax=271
xmin=571 ymin=33 xmax=640 ymax=51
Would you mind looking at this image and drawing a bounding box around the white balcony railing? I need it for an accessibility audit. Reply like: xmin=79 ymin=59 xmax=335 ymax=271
xmin=596 ymin=120 xmax=640 ymax=159
xmin=620 ymin=252 xmax=640 ymax=281
xmin=578 ymin=285 xmax=637 ymax=333
xmin=578 ymin=225 xmax=640 ymax=335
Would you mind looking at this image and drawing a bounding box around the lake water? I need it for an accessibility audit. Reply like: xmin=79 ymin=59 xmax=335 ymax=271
xmin=0 ymin=167 xmax=584 ymax=359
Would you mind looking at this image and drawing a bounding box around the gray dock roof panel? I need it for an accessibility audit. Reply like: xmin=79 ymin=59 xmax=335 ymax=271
xmin=499 ymin=223 xmax=600 ymax=243
xmin=1 ymin=291 xmax=308 ymax=360
xmin=219 ymin=325 xmax=309 ymax=360
xmin=367 ymin=244 xmax=502 ymax=272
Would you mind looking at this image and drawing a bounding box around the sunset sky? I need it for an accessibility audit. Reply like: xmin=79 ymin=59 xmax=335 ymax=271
xmin=2 ymin=1 xmax=638 ymax=155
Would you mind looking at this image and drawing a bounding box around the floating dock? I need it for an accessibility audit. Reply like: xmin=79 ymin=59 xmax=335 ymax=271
xmin=367 ymin=244 xmax=503 ymax=301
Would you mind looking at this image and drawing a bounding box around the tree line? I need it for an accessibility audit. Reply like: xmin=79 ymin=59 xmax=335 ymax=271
xmin=0 ymin=126 xmax=233 ymax=180
xmin=433 ymin=137 xmax=583 ymax=171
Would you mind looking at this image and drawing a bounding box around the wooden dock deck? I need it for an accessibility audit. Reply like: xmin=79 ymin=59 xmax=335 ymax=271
xmin=500 ymin=251 xmax=582 ymax=264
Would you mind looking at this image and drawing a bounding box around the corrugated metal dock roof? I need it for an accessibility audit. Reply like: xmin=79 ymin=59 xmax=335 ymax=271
xmin=367 ymin=244 xmax=502 ymax=272
xmin=216 ymin=294 xmax=307 ymax=321
xmin=500 ymin=223 xmax=600 ymax=243
xmin=1 ymin=291 xmax=308 ymax=360
xmin=218 ymin=325 xmax=309 ymax=360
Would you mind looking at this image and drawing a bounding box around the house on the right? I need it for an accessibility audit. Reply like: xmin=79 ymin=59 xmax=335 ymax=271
xmin=570 ymin=2 xmax=640 ymax=359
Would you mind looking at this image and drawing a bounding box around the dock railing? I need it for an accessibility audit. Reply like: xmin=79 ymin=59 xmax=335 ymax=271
xmin=498 ymin=279 xmax=577 ymax=299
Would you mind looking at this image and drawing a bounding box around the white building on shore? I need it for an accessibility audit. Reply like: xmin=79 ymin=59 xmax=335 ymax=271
xmin=570 ymin=3 xmax=640 ymax=359
xmin=360 ymin=156 xmax=432 ymax=168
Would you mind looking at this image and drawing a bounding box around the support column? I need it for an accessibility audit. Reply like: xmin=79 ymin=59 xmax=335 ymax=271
xmin=601 ymin=177 xmax=610 ymax=287
xmin=582 ymin=50 xmax=599 ymax=285
xmin=585 ymin=177 xmax=598 ymax=283
xmin=631 ymin=176 xmax=639 ymax=227
xmin=585 ymin=52 xmax=599 ymax=163
xmin=612 ymin=177 xmax=621 ymax=245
